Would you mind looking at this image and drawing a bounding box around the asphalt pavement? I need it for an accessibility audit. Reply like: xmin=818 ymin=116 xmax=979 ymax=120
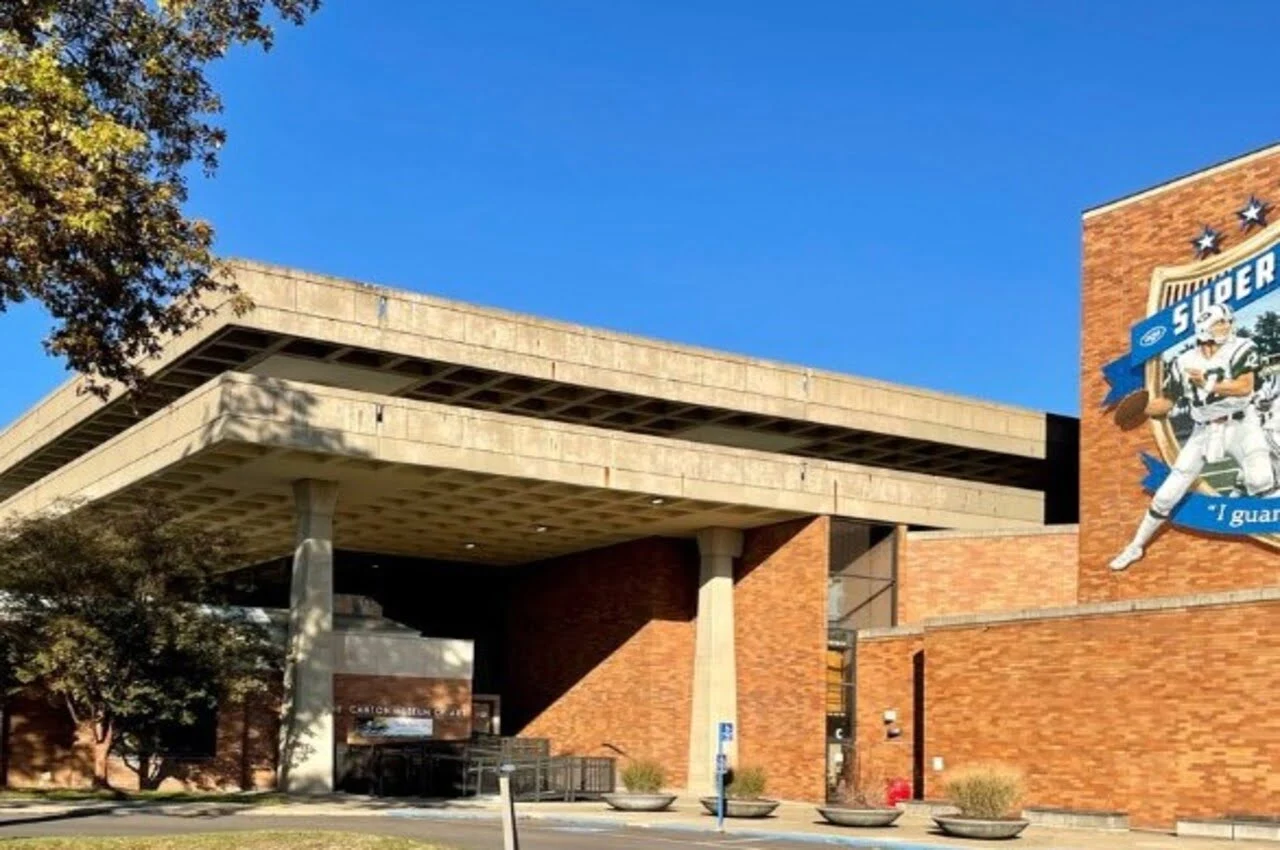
xmin=0 ymin=811 xmax=861 ymax=849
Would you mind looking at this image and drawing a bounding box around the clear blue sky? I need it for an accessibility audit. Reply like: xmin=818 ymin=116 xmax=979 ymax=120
xmin=4 ymin=1 xmax=1279 ymax=425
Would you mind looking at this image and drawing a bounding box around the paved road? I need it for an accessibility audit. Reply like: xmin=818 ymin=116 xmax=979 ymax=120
xmin=0 ymin=812 xmax=856 ymax=849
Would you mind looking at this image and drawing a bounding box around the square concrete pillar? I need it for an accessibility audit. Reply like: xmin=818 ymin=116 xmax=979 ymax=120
xmin=686 ymin=527 xmax=743 ymax=795
xmin=279 ymin=479 xmax=339 ymax=794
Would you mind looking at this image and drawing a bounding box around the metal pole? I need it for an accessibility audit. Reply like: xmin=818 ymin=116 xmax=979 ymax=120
xmin=500 ymin=763 xmax=519 ymax=850
xmin=716 ymin=735 xmax=725 ymax=832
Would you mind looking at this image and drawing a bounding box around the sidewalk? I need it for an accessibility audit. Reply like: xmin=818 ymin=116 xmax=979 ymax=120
xmin=457 ymin=797 xmax=1255 ymax=850
xmin=0 ymin=793 xmax=1251 ymax=850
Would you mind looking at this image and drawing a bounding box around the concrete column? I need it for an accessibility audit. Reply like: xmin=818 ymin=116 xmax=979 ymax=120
xmin=280 ymin=479 xmax=339 ymax=794
xmin=686 ymin=527 xmax=744 ymax=795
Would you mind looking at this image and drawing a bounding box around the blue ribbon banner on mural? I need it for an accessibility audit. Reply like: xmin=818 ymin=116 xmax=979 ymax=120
xmin=1141 ymin=454 xmax=1280 ymax=534
xmin=1100 ymin=242 xmax=1280 ymax=406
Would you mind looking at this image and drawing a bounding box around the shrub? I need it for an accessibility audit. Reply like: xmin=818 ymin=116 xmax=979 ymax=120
xmin=727 ymin=766 xmax=768 ymax=800
xmin=834 ymin=746 xmax=887 ymax=808
xmin=621 ymin=759 xmax=666 ymax=794
xmin=838 ymin=781 xmax=886 ymax=808
xmin=944 ymin=764 xmax=1025 ymax=820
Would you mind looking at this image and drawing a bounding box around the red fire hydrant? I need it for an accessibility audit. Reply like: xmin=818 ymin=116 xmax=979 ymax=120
xmin=885 ymin=777 xmax=912 ymax=807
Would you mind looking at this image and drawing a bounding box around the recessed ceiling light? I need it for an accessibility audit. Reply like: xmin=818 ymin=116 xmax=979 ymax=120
xmin=650 ymin=497 xmax=665 ymax=505
xmin=534 ymin=525 xmax=549 ymax=533
xmin=464 ymin=542 xmax=477 ymax=550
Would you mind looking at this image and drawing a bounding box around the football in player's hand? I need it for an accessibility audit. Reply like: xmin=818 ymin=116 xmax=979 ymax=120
xmin=1113 ymin=389 xmax=1150 ymax=431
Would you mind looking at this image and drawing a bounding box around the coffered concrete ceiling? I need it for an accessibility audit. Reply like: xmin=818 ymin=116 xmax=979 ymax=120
xmin=126 ymin=446 xmax=788 ymax=566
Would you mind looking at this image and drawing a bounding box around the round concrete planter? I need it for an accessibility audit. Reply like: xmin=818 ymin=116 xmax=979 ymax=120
xmin=933 ymin=815 xmax=1031 ymax=840
xmin=699 ymin=797 xmax=781 ymax=818
xmin=602 ymin=793 xmax=677 ymax=812
xmin=817 ymin=806 xmax=903 ymax=827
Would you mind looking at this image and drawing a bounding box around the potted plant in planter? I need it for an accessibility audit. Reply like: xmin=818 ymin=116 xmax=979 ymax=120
xmin=816 ymin=748 xmax=903 ymax=828
xmin=817 ymin=779 xmax=903 ymax=828
xmin=933 ymin=764 xmax=1029 ymax=840
xmin=699 ymin=766 xmax=780 ymax=818
xmin=603 ymin=759 xmax=677 ymax=812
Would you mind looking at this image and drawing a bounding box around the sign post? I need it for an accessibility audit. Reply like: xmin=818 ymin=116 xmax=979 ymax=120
xmin=499 ymin=762 xmax=520 ymax=850
xmin=716 ymin=721 xmax=733 ymax=832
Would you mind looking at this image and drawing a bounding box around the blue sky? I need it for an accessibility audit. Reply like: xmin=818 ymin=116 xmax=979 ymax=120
xmin=4 ymin=1 xmax=1280 ymax=425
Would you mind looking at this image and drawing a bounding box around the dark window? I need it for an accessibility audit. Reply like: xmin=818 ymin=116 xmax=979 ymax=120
xmin=156 ymin=704 xmax=219 ymax=759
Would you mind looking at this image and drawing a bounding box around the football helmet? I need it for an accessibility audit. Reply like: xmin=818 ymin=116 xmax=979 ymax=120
xmin=1194 ymin=303 xmax=1234 ymax=345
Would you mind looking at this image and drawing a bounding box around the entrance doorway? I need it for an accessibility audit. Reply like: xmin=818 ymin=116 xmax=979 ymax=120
xmin=824 ymin=519 xmax=899 ymax=802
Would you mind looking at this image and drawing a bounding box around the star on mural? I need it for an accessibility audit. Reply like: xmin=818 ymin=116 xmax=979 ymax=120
xmin=1191 ymin=225 xmax=1221 ymax=259
xmin=1237 ymin=195 xmax=1271 ymax=231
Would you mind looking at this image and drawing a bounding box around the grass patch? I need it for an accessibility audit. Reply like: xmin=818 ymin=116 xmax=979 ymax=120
xmin=0 ymin=789 xmax=289 ymax=806
xmin=0 ymin=831 xmax=442 ymax=849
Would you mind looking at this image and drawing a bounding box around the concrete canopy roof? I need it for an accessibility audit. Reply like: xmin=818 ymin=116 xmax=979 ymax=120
xmin=0 ymin=373 xmax=1042 ymax=566
xmin=0 ymin=261 xmax=1054 ymax=505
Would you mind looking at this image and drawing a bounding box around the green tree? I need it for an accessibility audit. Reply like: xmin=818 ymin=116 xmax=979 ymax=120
xmin=0 ymin=0 xmax=319 ymax=397
xmin=0 ymin=500 xmax=279 ymax=789
xmin=1252 ymin=311 xmax=1280 ymax=358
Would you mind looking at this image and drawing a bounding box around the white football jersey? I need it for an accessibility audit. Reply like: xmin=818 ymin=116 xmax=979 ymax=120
xmin=1164 ymin=336 xmax=1260 ymax=424
xmin=1256 ymin=372 xmax=1280 ymax=430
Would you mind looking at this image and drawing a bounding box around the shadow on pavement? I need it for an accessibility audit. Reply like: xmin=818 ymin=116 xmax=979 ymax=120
xmin=0 ymin=806 xmax=124 ymax=829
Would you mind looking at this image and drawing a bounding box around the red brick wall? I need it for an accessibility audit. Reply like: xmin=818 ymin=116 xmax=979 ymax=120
xmin=4 ymin=689 xmax=279 ymax=791
xmin=333 ymin=674 xmax=471 ymax=743
xmin=505 ymin=537 xmax=698 ymax=789
xmin=1082 ymin=148 xmax=1280 ymax=601
xmin=736 ymin=517 xmax=828 ymax=803
xmin=852 ymin=633 xmax=920 ymax=795
xmin=5 ymin=692 xmax=86 ymax=788
xmin=852 ymin=598 xmax=1280 ymax=828
xmin=897 ymin=529 xmax=1078 ymax=624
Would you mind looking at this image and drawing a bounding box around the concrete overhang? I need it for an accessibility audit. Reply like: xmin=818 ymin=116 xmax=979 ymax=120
xmin=0 ymin=261 xmax=1053 ymax=503
xmin=0 ymin=373 xmax=1043 ymax=566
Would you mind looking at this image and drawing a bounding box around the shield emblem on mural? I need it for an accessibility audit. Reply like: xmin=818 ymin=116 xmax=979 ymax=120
xmin=1138 ymin=222 xmax=1280 ymax=545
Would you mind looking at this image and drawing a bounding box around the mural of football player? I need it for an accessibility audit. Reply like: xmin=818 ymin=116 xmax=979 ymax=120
xmin=1110 ymin=304 xmax=1276 ymax=570
xmin=1252 ymin=365 xmax=1280 ymax=478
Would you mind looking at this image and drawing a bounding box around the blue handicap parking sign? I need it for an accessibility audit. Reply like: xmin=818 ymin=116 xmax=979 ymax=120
xmin=718 ymin=722 xmax=734 ymax=742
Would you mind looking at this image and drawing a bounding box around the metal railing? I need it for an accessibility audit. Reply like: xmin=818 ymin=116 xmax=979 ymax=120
xmin=337 ymin=737 xmax=615 ymax=802
xmin=466 ymin=754 xmax=616 ymax=801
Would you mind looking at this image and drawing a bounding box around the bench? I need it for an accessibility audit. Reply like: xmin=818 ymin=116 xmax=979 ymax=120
xmin=1177 ymin=816 xmax=1280 ymax=842
xmin=1023 ymin=807 xmax=1129 ymax=831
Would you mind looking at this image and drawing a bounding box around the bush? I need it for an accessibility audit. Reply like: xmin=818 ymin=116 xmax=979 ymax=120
xmin=838 ymin=781 xmax=886 ymax=808
xmin=621 ymin=759 xmax=666 ymax=793
xmin=944 ymin=764 xmax=1025 ymax=819
xmin=727 ymin=766 xmax=768 ymax=800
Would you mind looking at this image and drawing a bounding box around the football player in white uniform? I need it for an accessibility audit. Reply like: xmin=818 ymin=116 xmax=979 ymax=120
xmin=1110 ymin=304 xmax=1276 ymax=570
xmin=1252 ymin=366 xmax=1280 ymax=478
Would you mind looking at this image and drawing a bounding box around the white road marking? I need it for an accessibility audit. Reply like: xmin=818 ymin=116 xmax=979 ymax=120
xmin=549 ymin=826 xmax=616 ymax=833
xmin=630 ymin=836 xmax=770 ymax=848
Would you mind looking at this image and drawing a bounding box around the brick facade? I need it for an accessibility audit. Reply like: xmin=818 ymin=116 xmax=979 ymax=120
xmin=1082 ymin=148 xmax=1280 ymax=601
xmin=926 ymin=598 xmax=1280 ymax=828
xmin=504 ymin=537 xmax=699 ymax=789
xmin=897 ymin=528 xmax=1078 ymax=624
xmin=736 ymin=517 xmax=829 ymax=803
xmin=3 ymin=689 xmax=279 ymax=792
xmin=854 ymin=595 xmax=1280 ymax=829
xmin=3 ymin=673 xmax=471 ymax=792
xmin=851 ymin=633 xmax=920 ymax=796
xmin=504 ymin=522 xmax=830 ymax=801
